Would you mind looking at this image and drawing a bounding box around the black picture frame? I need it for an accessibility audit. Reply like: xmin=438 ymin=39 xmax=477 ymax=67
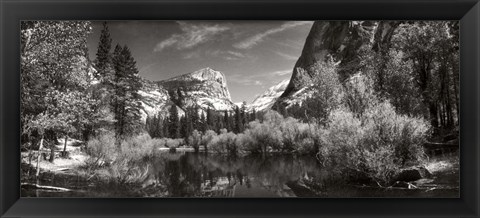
xmin=1 ymin=0 xmax=479 ymax=217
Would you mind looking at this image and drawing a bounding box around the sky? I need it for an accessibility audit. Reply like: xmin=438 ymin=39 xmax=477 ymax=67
xmin=87 ymin=21 xmax=313 ymax=103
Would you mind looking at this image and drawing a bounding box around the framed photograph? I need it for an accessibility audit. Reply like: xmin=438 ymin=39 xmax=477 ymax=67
xmin=1 ymin=0 xmax=479 ymax=217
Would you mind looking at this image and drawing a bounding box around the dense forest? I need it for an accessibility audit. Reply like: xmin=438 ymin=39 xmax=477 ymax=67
xmin=20 ymin=21 xmax=459 ymax=194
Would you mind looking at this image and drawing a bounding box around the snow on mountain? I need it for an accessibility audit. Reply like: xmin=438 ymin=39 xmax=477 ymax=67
xmin=138 ymin=78 xmax=180 ymax=122
xmin=281 ymin=85 xmax=316 ymax=107
xmin=158 ymin=67 xmax=236 ymax=111
xmin=137 ymin=88 xmax=169 ymax=121
xmin=248 ymin=79 xmax=290 ymax=111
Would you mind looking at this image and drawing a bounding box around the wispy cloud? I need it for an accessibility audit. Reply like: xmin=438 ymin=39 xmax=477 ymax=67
xmin=154 ymin=22 xmax=230 ymax=52
xmin=217 ymin=50 xmax=247 ymax=60
xmin=229 ymin=69 xmax=292 ymax=86
xmin=276 ymin=39 xmax=304 ymax=49
xmin=270 ymin=69 xmax=292 ymax=76
xmin=183 ymin=49 xmax=248 ymax=61
xmin=275 ymin=51 xmax=298 ymax=61
xmin=138 ymin=62 xmax=159 ymax=73
xmin=233 ymin=21 xmax=311 ymax=49
xmin=182 ymin=50 xmax=201 ymax=59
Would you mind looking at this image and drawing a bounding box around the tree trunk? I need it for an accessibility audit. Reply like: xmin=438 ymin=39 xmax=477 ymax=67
xmin=35 ymin=135 xmax=44 ymax=185
xmin=28 ymin=141 xmax=33 ymax=175
xmin=452 ymin=63 xmax=460 ymax=126
xmin=429 ymin=103 xmax=439 ymax=132
xmin=49 ymin=147 xmax=55 ymax=163
xmin=62 ymin=135 xmax=68 ymax=157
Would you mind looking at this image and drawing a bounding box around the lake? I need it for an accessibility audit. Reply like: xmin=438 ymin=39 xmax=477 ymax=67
xmin=22 ymin=152 xmax=459 ymax=198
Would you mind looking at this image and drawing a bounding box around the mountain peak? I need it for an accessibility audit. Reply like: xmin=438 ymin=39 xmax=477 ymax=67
xmin=157 ymin=67 xmax=234 ymax=111
xmin=189 ymin=67 xmax=226 ymax=83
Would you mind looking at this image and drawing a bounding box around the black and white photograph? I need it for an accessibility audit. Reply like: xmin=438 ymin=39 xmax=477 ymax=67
xmin=20 ymin=20 xmax=460 ymax=198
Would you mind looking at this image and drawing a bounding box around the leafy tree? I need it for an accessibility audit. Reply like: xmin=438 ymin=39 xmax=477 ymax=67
xmin=390 ymin=21 xmax=459 ymax=133
xmin=20 ymin=21 xmax=93 ymax=179
xmin=287 ymin=60 xmax=343 ymax=125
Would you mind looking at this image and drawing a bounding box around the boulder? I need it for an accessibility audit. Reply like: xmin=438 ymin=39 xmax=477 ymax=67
xmin=394 ymin=166 xmax=432 ymax=182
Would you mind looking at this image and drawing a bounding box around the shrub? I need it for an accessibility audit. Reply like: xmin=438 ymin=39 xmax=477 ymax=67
xmin=208 ymin=129 xmax=237 ymax=154
xmin=152 ymin=138 xmax=167 ymax=151
xmin=278 ymin=117 xmax=300 ymax=152
xmin=201 ymin=130 xmax=217 ymax=151
xmin=187 ymin=130 xmax=202 ymax=152
xmin=278 ymin=116 xmax=319 ymax=154
xmin=107 ymin=158 xmax=151 ymax=185
xmin=318 ymin=106 xmax=364 ymax=169
xmin=361 ymin=101 xmax=430 ymax=165
xmin=165 ymin=138 xmax=183 ymax=148
xmin=119 ymin=133 xmax=157 ymax=161
xmin=343 ymin=73 xmax=378 ymax=117
xmin=245 ymin=119 xmax=282 ymax=154
xmin=84 ymin=132 xmax=164 ymax=183
xmin=318 ymin=99 xmax=430 ymax=185
xmin=85 ymin=132 xmax=117 ymax=164
xmin=234 ymin=133 xmax=254 ymax=155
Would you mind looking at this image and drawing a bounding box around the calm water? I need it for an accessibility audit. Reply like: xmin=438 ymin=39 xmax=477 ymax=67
xmin=23 ymin=152 xmax=459 ymax=198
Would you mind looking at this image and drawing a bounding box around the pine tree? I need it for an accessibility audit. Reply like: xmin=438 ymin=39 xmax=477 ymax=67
xmin=180 ymin=115 xmax=187 ymax=139
xmin=241 ymin=101 xmax=247 ymax=127
xmin=187 ymin=114 xmax=194 ymax=138
xmin=111 ymin=44 xmax=143 ymax=139
xmin=224 ymin=110 xmax=231 ymax=131
xmin=163 ymin=118 xmax=169 ymax=138
xmin=199 ymin=110 xmax=206 ymax=132
xmin=156 ymin=116 xmax=164 ymax=138
xmin=191 ymin=106 xmax=200 ymax=131
xmin=176 ymin=88 xmax=184 ymax=107
xmin=215 ymin=115 xmax=223 ymax=132
xmin=168 ymin=105 xmax=180 ymax=138
xmin=145 ymin=115 xmax=153 ymax=136
xmin=94 ymin=22 xmax=112 ymax=79
xmin=234 ymin=106 xmax=242 ymax=133
xmin=206 ymin=107 xmax=214 ymax=130
xmin=180 ymin=113 xmax=193 ymax=139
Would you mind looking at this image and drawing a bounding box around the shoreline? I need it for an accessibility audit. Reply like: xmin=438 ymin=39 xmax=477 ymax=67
xmin=21 ymin=145 xmax=459 ymax=197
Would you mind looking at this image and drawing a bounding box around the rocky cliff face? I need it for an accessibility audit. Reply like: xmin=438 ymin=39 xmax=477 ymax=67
xmin=249 ymin=79 xmax=290 ymax=112
xmin=277 ymin=21 xmax=400 ymax=106
xmin=137 ymin=78 xmax=177 ymax=122
xmin=157 ymin=67 xmax=236 ymax=112
xmin=137 ymin=68 xmax=237 ymax=122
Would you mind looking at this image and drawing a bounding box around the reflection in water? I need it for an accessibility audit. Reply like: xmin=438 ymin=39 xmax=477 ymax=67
xmin=145 ymin=153 xmax=329 ymax=197
xmin=22 ymin=152 xmax=459 ymax=197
